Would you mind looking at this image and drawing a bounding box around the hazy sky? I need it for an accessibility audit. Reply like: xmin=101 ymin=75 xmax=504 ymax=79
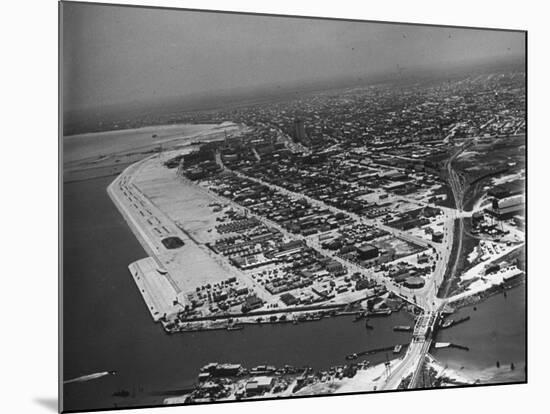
xmin=62 ymin=2 xmax=525 ymax=112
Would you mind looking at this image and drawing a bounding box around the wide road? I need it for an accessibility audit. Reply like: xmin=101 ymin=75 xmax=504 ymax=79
xmin=400 ymin=142 xmax=473 ymax=388
xmin=438 ymin=139 xmax=471 ymax=298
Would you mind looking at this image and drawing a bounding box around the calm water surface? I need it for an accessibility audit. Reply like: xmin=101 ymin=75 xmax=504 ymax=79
xmin=433 ymin=283 xmax=526 ymax=383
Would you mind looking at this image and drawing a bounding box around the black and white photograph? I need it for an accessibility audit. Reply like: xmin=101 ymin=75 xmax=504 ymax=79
xmin=59 ymin=1 xmax=527 ymax=412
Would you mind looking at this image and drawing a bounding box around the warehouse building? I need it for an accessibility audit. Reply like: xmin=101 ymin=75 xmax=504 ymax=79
xmin=489 ymin=194 xmax=524 ymax=219
xmin=357 ymin=243 xmax=379 ymax=260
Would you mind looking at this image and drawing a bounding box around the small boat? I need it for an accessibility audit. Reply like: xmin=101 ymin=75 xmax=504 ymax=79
xmin=112 ymin=390 xmax=130 ymax=398
xmin=369 ymin=308 xmax=392 ymax=317
xmin=393 ymin=325 xmax=412 ymax=332
xmin=393 ymin=345 xmax=403 ymax=354
xmin=353 ymin=312 xmax=366 ymax=322
xmin=345 ymin=353 xmax=359 ymax=360
xmin=227 ymin=324 xmax=243 ymax=331
xmin=441 ymin=319 xmax=454 ymax=329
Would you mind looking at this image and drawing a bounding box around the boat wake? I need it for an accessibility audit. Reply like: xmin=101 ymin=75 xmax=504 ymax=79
xmin=64 ymin=371 xmax=116 ymax=384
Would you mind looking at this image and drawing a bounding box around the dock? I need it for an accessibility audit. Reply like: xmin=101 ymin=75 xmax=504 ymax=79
xmin=345 ymin=343 xmax=409 ymax=360
xmin=128 ymin=258 xmax=178 ymax=322
xmin=440 ymin=315 xmax=471 ymax=329
xmin=433 ymin=342 xmax=470 ymax=351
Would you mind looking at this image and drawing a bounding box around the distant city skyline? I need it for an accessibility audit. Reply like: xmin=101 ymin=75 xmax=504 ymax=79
xmin=62 ymin=3 xmax=525 ymax=113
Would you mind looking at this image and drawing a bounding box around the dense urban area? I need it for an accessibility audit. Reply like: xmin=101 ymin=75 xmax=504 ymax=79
xmin=106 ymin=69 xmax=525 ymax=402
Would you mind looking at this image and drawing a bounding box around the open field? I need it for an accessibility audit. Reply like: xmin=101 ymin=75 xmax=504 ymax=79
xmin=108 ymin=157 xmax=248 ymax=310
xmin=133 ymin=158 xmax=226 ymax=243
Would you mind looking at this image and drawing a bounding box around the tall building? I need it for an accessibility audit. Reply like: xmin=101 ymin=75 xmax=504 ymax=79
xmin=293 ymin=118 xmax=309 ymax=145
